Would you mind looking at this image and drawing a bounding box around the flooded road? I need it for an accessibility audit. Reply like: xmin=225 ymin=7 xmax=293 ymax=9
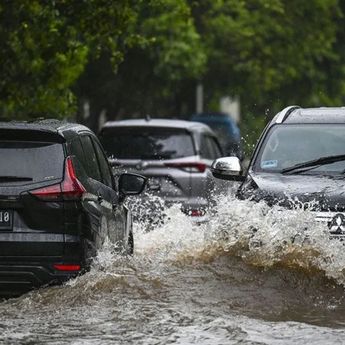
xmin=1 ymin=194 xmax=345 ymax=344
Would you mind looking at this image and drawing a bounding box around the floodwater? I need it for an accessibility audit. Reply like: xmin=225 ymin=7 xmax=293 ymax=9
xmin=2 ymin=190 xmax=345 ymax=344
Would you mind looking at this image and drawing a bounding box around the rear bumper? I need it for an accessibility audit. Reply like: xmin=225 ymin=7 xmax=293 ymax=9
xmin=0 ymin=233 xmax=84 ymax=296
xmin=0 ymin=263 xmax=80 ymax=296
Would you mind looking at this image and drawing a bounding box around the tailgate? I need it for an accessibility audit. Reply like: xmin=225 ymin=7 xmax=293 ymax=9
xmin=0 ymin=139 xmax=66 ymax=258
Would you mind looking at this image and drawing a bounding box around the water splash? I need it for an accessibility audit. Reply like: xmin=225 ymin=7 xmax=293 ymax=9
xmin=3 ymin=192 xmax=345 ymax=344
xmin=123 ymin=191 xmax=345 ymax=286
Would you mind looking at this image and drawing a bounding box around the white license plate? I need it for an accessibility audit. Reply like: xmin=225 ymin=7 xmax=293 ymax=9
xmin=0 ymin=210 xmax=12 ymax=229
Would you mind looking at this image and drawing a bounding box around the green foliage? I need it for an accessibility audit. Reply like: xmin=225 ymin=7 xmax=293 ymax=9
xmin=191 ymin=0 xmax=343 ymax=105
xmin=0 ymin=1 xmax=89 ymax=118
xmin=0 ymin=0 xmax=205 ymax=120
xmin=0 ymin=0 xmax=344 ymax=135
xmin=74 ymin=0 xmax=206 ymax=121
xmin=139 ymin=0 xmax=206 ymax=80
xmin=185 ymin=0 xmax=345 ymax=149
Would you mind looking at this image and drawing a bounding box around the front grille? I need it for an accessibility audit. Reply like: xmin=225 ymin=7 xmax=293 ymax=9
xmin=314 ymin=212 xmax=345 ymax=236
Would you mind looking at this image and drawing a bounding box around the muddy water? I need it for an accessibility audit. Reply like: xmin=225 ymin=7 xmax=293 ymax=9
xmin=2 ymin=194 xmax=345 ymax=344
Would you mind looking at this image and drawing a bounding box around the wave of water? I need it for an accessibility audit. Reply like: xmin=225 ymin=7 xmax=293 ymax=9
xmin=2 ymin=191 xmax=345 ymax=344
xmin=206 ymin=194 xmax=345 ymax=285
xmin=124 ymin=191 xmax=345 ymax=286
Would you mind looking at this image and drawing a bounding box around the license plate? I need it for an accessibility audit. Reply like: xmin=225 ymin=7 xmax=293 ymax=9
xmin=0 ymin=210 xmax=12 ymax=229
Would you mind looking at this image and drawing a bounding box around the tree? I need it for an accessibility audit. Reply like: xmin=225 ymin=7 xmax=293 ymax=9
xmin=0 ymin=0 xmax=143 ymax=119
xmin=1 ymin=0 xmax=344 ymax=141
xmin=0 ymin=1 xmax=86 ymax=118
xmin=186 ymin=0 xmax=345 ymax=150
xmin=74 ymin=0 xmax=206 ymax=128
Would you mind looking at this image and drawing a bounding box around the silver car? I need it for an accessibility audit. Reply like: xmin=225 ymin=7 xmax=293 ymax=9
xmin=99 ymin=118 xmax=223 ymax=222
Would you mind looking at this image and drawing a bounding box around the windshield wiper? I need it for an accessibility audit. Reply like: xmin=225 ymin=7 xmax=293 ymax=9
xmin=0 ymin=176 xmax=33 ymax=182
xmin=281 ymin=154 xmax=345 ymax=174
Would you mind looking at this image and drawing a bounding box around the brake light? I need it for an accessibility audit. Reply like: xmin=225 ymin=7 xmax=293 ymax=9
xmin=61 ymin=157 xmax=86 ymax=200
xmin=190 ymin=209 xmax=205 ymax=217
xmin=30 ymin=183 xmax=62 ymax=201
xmin=184 ymin=209 xmax=206 ymax=217
xmin=30 ymin=156 xmax=85 ymax=201
xmin=165 ymin=162 xmax=207 ymax=173
xmin=53 ymin=264 xmax=81 ymax=271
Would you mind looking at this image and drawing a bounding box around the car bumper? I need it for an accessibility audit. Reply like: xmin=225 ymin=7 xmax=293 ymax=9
xmin=0 ymin=234 xmax=84 ymax=296
xmin=0 ymin=263 xmax=81 ymax=296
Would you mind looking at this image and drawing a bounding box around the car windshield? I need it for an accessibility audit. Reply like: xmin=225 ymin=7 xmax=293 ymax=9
xmin=255 ymin=124 xmax=345 ymax=174
xmin=0 ymin=141 xmax=64 ymax=184
xmin=100 ymin=127 xmax=195 ymax=160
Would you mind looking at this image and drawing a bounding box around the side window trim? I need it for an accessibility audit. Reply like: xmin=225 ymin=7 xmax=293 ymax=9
xmin=79 ymin=134 xmax=102 ymax=183
xmin=90 ymin=136 xmax=115 ymax=189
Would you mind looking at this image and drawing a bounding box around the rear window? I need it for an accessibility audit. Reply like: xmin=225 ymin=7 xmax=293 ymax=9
xmin=100 ymin=127 xmax=195 ymax=160
xmin=0 ymin=141 xmax=64 ymax=184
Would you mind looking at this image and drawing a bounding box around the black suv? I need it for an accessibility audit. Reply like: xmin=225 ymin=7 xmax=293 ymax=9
xmin=211 ymin=106 xmax=345 ymax=239
xmin=0 ymin=120 xmax=145 ymax=295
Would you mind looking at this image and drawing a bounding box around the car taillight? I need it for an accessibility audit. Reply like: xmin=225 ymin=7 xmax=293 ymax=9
xmin=165 ymin=162 xmax=207 ymax=173
xmin=53 ymin=264 xmax=81 ymax=271
xmin=190 ymin=209 xmax=206 ymax=217
xmin=183 ymin=209 xmax=206 ymax=217
xmin=30 ymin=184 xmax=62 ymax=201
xmin=30 ymin=156 xmax=86 ymax=201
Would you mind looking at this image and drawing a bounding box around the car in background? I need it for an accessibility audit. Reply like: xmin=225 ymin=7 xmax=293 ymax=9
xmin=211 ymin=106 xmax=345 ymax=240
xmin=191 ymin=112 xmax=243 ymax=159
xmin=0 ymin=120 xmax=145 ymax=296
xmin=99 ymin=118 xmax=223 ymax=223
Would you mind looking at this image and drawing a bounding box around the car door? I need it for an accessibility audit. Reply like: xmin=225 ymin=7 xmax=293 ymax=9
xmin=91 ymin=136 xmax=129 ymax=249
xmin=76 ymin=134 xmax=113 ymax=249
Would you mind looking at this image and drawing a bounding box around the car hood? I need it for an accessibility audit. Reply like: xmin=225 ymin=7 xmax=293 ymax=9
xmin=240 ymin=172 xmax=345 ymax=211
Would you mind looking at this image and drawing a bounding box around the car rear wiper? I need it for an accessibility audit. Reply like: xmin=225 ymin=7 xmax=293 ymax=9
xmin=281 ymin=154 xmax=345 ymax=174
xmin=0 ymin=176 xmax=33 ymax=182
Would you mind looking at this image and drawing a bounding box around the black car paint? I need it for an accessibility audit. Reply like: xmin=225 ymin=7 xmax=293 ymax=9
xmin=234 ymin=108 xmax=345 ymax=213
xmin=238 ymin=172 xmax=345 ymax=212
xmin=0 ymin=122 xmax=142 ymax=296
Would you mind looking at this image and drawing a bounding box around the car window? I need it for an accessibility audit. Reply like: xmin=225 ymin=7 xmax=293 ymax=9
xmin=68 ymin=137 xmax=89 ymax=183
xmin=200 ymin=135 xmax=220 ymax=160
xmin=255 ymin=124 xmax=345 ymax=173
xmin=200 ymin=135 xmax=213 ymax=159
xmin=212 ymin=137 xmax=222 ymax=157
xmin=208 ymin=136 xmax=222 ymax=158
xmin=91 ymin=138 xmax=114 ymax=188
xmin=0 ymin=141 xmax=64 ymax=184
xmin=80 ymin=135 xmax=102 ymax=182
xmin=100 ymin=127 xmax=195 ymax=160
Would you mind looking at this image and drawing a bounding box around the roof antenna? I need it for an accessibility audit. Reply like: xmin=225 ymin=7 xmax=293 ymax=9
xmin=145 ymin=114 xmax=151 ymax=122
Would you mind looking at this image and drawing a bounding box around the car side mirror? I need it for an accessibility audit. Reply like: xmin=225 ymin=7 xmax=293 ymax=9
xmin=118 ymin=173 xmax=146 ymax=199
xmin=211 ymin=156 xmax=245 ymax=181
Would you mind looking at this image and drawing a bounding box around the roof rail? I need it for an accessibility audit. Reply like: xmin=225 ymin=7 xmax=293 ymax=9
xmin=275 ymin=105 xmax=300 ymax=124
